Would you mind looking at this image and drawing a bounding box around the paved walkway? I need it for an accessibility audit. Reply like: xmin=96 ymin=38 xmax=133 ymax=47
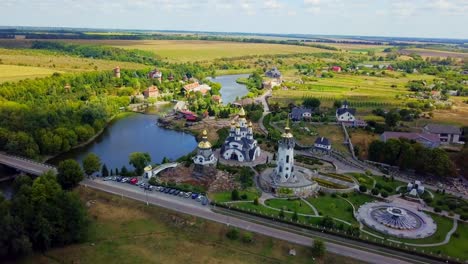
xmin=300 ymin=197 xmax=319 ymax=216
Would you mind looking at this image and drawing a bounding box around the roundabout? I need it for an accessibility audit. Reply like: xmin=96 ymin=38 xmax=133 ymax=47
xmin=357 ymin=202 xmax=437 ymax=239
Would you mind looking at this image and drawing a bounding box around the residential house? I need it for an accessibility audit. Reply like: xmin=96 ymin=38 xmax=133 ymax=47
xmin=211 ymin=95 xmax=222 ymax=104
xmin=265 ymin=67 xmax=282 ymax=79
xmin=148 ymin=69 xmax=162 ymax=82
xmin=262 ymin=79 xmax=281 ymax=89
xmin=183 ymin=82 xmax=212 ymax=95
xmin=113 ymin=66 xmax=120 ymax=78
xmin=336 ymin=101 xmax=356 ymax=122
xmin=380 ymin=132 xmax=440 ymax=148
xmin=178 ymin=110 xmax=198 ymax=122
xmin=314 ymin=137 xmax=331 ymax=152
xmin=423 ymin=124 xmax=462 ymax=144
xmin=291 ymin=107 xmax=313 ymax=121
xmin=143 ymin=85 xmax=159 ymax=98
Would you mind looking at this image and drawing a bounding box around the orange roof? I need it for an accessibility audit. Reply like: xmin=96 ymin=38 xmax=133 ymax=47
xmin=183 ymin=82 xmax=200 ymax=91
xmin=145 ymin=85 xmax=159 ymax=92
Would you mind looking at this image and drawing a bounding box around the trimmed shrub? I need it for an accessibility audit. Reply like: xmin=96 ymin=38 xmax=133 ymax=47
xmin=371 ymin=188 xmax=380 ymax=196
xmin=381 ymin=191 xmax=388 ymax=198
xmin=359 ymin=185 xmax=367 ymax=193
xmin=434 ymin=207 xmax=442 ymax=213
xmin=226 ymin=228 xmax=240 ymax=240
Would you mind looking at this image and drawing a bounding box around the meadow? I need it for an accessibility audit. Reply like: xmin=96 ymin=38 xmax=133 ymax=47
xmin=0 ymin=64 xmax=62 ymax=83
xmin=0 ymin=47 xmax=148 ymax=81
xmin=54 ymin=39 xmax=334 ymax=62
xmin=12 ymin=187 xmax=358 ymax=264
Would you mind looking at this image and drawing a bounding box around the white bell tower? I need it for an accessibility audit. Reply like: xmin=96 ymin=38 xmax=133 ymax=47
xmin=275 ymin=119 xmax=296 ymax=183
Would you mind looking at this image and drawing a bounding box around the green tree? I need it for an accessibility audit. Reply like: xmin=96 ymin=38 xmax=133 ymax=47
xmin=312 ymin=239 xmax=326 ymax=258
xmin=303 ymin=97 xmax=321 ymax=108
xmin=279 ymin=208 xmax=285 ymax=219
xmin=57 ymin=159 xmax=84 ymax=190
xmin=129 ymin=152 xmax=151 ymax=175
xmin=231 ymin=189 xmax=240 ymax=201
xmin=82 ymin=153 xmax=101 ymax=176
xmin=101 ymin=164 xmax=109 ymax=177
xmin=292 ymin=210 xmax=299 ymax=222
xmin=226 ymin=228 xmax=240 ymax=240
xmin=385 ymin=110 xmax=400 ymax=127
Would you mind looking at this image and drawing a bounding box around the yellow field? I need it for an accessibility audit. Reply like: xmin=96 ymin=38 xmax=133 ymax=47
xmin=0 ymin=64 xmax=62 ymax=83
xmin=401 ymin=48 xmax=468 ymax=59
xmin=60 ymin=40 xmax=333 ymax=62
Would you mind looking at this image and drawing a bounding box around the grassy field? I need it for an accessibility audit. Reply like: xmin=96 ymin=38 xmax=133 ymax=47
xmin=427 ymin=221 xmax=468 ymax=260
xmin=307 ymin=195 xmax=357 ymax=224
xmin=348 ymin=128 xmax=379 ymax=159
xmin=265 ymin=198 xmax=316 ymax=215
xmin=0 ymin=48 xmax=148 ymax=82
xmin=209 ymin=189 xmax=260 ymax=203
xmin=54 ymin=40 xmax=333 ymax=62
xmin=400 ymin=48 xmax=468 ymax=59
xmin=14 ymin=187 xmax=359 ymax=264
xmin=0 ymin=64 xmax=62 ymax=83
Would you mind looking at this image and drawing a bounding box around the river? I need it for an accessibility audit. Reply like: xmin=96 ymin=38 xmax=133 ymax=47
xmin=209 ymin=74 xmax=249 ymax=105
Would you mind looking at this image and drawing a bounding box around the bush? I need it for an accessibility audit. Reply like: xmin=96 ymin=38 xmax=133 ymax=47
xmin=359 ymin=185 xmax=367 ymax=193
xmin=241 ymin=232 xmax=254 ymax=243
xmin=226 ymin=228 xmax=240 ymax=240
xmin=341 ymin=193 xmax=348 ymax=198
xmin=240 ymin=194 xmax=248 ymax=200
xmin=312 ymin=239 xmax=326 ymax=257
xmin=375 ymin=183 xmax=382 ymax=189
xmin=423 ymin=197 xmax=433 ymax=204
xmin=331 ymin=193 xmax=337 ymax=198
xmin=231 ymin=189 xmax=240 ymax=201
xmin=460 ymin=214 xmax=468 ymax=221
xmin=371 ymin=188 xmax=380 ymax=196
xmin=383 ymin=185 xmax=393 ymax=193
xmin=253 ymin=197 xmax=259 ymax=205
xmin=148 ymin=177 xmax=157 ymax=186
xmin=381 ymin=191 xmax=388 ymax=198
xmin=434 ymin=207 xmax=442 ymax=213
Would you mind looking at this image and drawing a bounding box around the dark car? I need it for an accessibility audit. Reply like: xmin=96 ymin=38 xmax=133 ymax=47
xmin=169 ymin=189 xmax=176 ymax=195
xmin=164 ymin=188 xmax=171 ymax=194
xmin=116 ymin=177 xmax=123 ymax=182
xmin=173 ymin=190 xmax=180 ymax=196
xmin=159 ymin=187 xmax=165 ymax=192
xmin=191 ymin=193 xmax=199 ymax=199
xmin=201 ymin=197 xmax=209 ymax=206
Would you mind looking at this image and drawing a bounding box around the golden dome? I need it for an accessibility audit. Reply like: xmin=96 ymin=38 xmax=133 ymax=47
xmin=198 ymin=140 xmax=212 ymax=149
xmin=248 ymin=121 xmax=252 ymax=127
xmin=238 ymin=107 xmax=246 ymax=117
xmin=231 ymin=120 xmax=236 ymax=126
xmin=236 ymin=123 xmax=241 ymax=128
xmin=281 ymin=124 xmax=293 ymax=138
xmin=202 ymin=129 xmax=208 ymax=136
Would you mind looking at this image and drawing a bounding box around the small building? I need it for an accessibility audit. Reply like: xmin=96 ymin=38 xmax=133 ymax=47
xmin=143 ymin=85 xmax=159 ymax=99
xmin=193 ymin=130 xmax=217 ymax=166
xmin=144 ymin=165 xmax=153 ymax=178
xmin=291 ymin=107 xmax=313 ymax=121
xmin=331 ymin=66 xmax=342 ymax=72
xmin=407 ymin=180 xmax=425 ymax=196
xmin=336 ymin=101 xmax=356 ymax=122
xmin=148 ymin=68 xmax=162 ymax=82
xmin=262 ymin=79 xmax=281 ymax=89
xmin=423 ymin=124 xmax=462 ymax=144
xmin=265 ymin=67 xmax=282 ymax=79
xmin=380 ymin=132 xmax=440 ymax=148
xmin=314 ymin=137 xmax=331 ymax=152
xmin=113 ymin=66 xmax=121 ymax=78
xmin=211 ymin=95 xmax=222 ymax=104
xmin=183 ymin=82 xmax=211 ymax=95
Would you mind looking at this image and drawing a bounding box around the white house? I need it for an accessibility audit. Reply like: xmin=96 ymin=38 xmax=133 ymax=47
xmin=336 ymin=101 xmax=356 ymax=122
xmin=314 ymin=137 xmax=331 ymax=152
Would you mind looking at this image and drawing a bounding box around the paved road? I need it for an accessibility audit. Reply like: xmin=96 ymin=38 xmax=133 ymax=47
xmin=0 ymin=152 xmax=57 ymax=176
xmin=81 ymin=179 xmax=437 ymax=264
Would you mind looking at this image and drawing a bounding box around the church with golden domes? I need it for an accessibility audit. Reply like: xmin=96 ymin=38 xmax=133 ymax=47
xmin=193 ymin=130 xmax=217 ymax=166
xmin=220 ymin=107 xmax=261 ymax=162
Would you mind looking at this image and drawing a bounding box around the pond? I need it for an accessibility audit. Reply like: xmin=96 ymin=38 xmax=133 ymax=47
xmin=208 ymin=74 xmax=249 ymax=105
xmin=49 ymin=113 xmax=197 ymax=172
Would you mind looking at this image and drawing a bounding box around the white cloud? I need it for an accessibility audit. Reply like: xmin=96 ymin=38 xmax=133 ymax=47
xmin=264 ymin=0 xmax=282 ymax=10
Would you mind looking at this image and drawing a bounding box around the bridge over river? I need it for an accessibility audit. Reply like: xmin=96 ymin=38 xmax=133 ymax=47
xmin=0 ymin=153 xmax=57 ymax=176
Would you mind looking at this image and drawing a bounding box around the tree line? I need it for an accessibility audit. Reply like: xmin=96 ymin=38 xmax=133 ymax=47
xmin=368 ymin=138 xmax=456 ymax=178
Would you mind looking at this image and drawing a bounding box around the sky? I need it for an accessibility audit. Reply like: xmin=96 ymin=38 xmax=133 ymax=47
xmin=0 ymin=0 xmax=467 ymax=39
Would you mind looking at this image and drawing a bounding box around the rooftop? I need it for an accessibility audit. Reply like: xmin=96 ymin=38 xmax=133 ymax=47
xmin=424 ymin=124 xmax=461 ymax=135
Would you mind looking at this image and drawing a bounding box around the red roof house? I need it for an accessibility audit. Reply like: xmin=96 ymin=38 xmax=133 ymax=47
xmin=143 ymin=85 xmax=159 ymax=98
xmin=331 ymin=66 xmax=342 ymax=72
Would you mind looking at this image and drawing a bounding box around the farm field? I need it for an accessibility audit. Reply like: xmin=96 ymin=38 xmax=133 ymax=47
xmin=0 ymin=64 xmax=62 ymax=83
xmin=400 ymin=48 xmax=468 ymax=59
xmin=54 ymin=39 xmax=334 ymax=62
xmin=0 ymin=48 xmax=148 ymax=82
xmin=12 ymin=187 xmax=358 ymax=264
xmin=348 ymin=128 xmax=380 ymax=159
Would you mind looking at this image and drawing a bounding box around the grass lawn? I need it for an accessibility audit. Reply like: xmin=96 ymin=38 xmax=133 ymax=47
xmin=372 ymin=175 xmax=406 ymax=195
xmin=346 ymin=173 xmax=375 ymax=190
xmin=55 ymin=39 xmax=333 ymax=62
xmin=265 ymin=198 xmax=315 ymax=215
xmin=307 ymin=195 xmax=357 ymax=224
xmin=14 ymin=187 xmax=360 ymax=264
xmin=209 ymin=188 xmax=261 ymax=203
xmin=344 ymin=192 xmax=376 ymax=208
xmin=0 ymin=64 xmax=62 ymax=83
xmin=427 ymin=221 xmax=468 ymax=261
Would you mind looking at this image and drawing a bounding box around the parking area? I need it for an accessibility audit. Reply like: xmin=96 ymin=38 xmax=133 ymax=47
xmin=100 ymin=176 xmax=209 ymax=207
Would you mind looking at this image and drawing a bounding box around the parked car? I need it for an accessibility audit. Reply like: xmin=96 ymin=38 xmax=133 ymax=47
xmin=103 ymin=177 xmax=112 ymax=181
xmin=116 ymin=177 xmax=123 ymax=182
xmin=185 ymin=192 xmax=192 ymax=198
xmin=159 ymin=187 xmax=165 ymax=192
xmin=130 ymin=178 xmax=138 ymax=185
xmin=196 ymin=195 xmax=204 ymax=202
xmin=164 ymin=188 xmax=171 ymax=194
xmin=178 ymin=192 xmax=185 ymax=197
xmin=201 ymin=197 xmax=209 ymax=206
xmin=191 ymin=193 xmax=199 ymax=199
xmin=173 ymin=190 xmax=180 ymax=196
xmin=112 ymin=177 xmax=117 ymax=181
xmin=169 ymin=189 xmax=176 ymax=195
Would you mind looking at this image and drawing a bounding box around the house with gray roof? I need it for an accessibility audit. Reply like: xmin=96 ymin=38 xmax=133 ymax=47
xmin=265 ymin=67 xmax=282 ymax=79
xmin=314 ymin=137 xmax=331 ymax=152
xmin=291 ymin=107 xmax=314 ymax=121
xmin=423 ymin=124 xmax=462 ymax=144
xmin=336 ymin=101 xmax=356 ymax=122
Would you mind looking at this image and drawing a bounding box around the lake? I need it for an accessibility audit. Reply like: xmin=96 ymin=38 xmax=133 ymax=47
xmin=49 ymin=113 xmax=198 ymax=171
xmin=209 ymin=74 xmax=249 ymax=104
